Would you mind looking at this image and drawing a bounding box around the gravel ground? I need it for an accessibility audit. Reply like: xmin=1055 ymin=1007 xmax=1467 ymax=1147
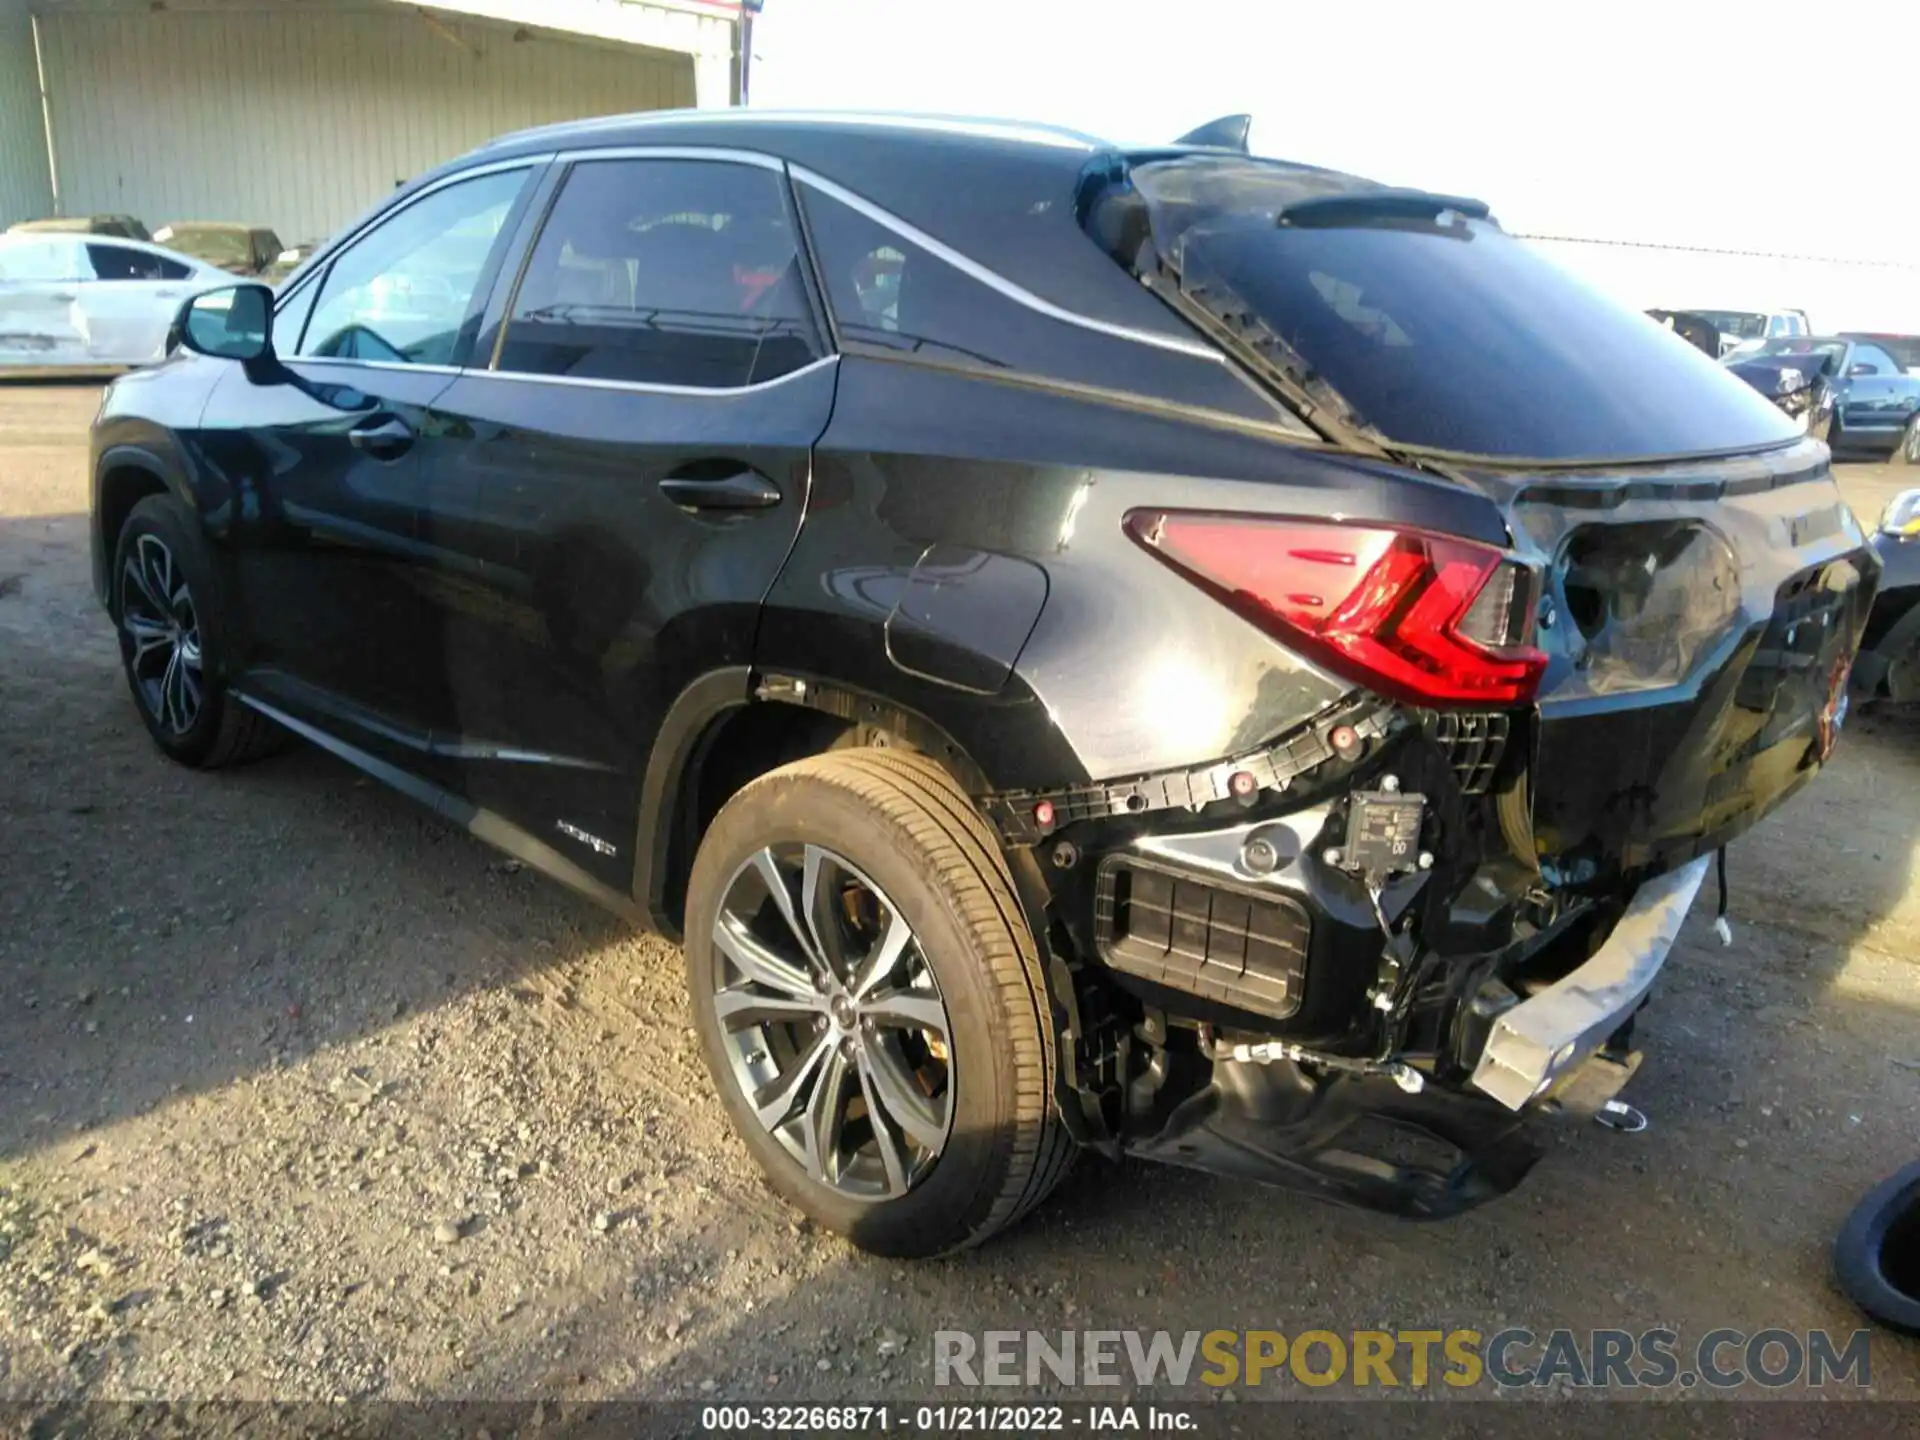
xmin=2 ymin=382 xmax=1917 ymax=1413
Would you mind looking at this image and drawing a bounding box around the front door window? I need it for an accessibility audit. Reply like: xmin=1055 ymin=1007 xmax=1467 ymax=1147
xmin=296 ymin=169 xmax=530 ymax=366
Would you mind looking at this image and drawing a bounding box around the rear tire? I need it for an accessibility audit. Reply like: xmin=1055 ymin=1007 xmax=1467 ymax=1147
xmin=112 ymin=494 xmax=285 ymax=769
xmin=684 ymin=747 xmax=1073 ymax=1256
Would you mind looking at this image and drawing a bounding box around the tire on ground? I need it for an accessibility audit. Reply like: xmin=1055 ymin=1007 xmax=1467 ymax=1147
xmin=112 ymin=493 xmax=286 ymax=769
xmin=1832 ymin=1159 xmax=1920 ymax=1335
xmin=1897 ymin=415 xmax=1919 ymax=467
xmin=683 ymin=747 xmax=1073 ymax=1256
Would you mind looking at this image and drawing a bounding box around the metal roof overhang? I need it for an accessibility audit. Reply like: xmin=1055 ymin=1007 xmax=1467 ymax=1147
xmin=393 ymin=0 xmax=739 ymax=59
xmin=28 ymin=0 xmax=743 ymax=102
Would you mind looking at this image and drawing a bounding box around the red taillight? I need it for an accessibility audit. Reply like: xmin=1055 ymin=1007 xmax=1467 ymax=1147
xmin=1126 ymin=511 xmax=1546 ymax=707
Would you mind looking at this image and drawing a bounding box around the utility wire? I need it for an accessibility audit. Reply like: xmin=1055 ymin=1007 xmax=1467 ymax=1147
xmin=1512 ymin=233 xmax=1920 ymax=270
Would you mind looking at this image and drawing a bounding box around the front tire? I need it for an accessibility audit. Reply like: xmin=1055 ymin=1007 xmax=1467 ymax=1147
xmin=112 ymin=494 xmax=284 ymax=768
xmin=1896 ymin=414 xmax=1919 ymax=467
xmin=684 ymin=748 xmax=1073 ymax=1256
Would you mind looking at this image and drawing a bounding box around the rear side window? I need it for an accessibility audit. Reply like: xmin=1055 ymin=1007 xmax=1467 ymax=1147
xmin=86 ymin=244 xmax=190 ymax=282
xmin=797 ymin=185 xmax=1285 ymax=422
xmin=498 ymin=158 xmax=820 ymax=389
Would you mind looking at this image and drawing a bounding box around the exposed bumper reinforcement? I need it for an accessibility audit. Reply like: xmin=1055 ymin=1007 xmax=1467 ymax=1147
xmin=1471 ymin=854 xmax=1710 ymax=1111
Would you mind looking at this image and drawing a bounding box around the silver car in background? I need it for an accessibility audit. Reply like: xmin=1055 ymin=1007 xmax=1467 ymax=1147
xmin=0 ymin=233 xmax=230 ymax=374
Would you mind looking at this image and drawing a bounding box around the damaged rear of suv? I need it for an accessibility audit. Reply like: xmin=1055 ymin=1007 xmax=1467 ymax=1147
xmin=1020 ymin=142 xmax=1877 ymax=1221
xmin=93 ymin=110 xmax=1876 ymax=1257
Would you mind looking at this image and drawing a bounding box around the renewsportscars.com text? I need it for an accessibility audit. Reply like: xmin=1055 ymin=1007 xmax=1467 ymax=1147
xmin=933 ymin=1328 xmax=1873 ymax=1391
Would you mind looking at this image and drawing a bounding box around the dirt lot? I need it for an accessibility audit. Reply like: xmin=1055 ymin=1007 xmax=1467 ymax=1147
xmin=2 ymin=382 xmax=1918 ymax=1411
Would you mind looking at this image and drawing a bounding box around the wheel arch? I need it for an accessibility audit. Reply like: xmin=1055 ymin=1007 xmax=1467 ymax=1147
xmin=634 ymin=668 xmax=1002 ymax=941
xmin=92 ymin=443 xmax=191 ymax=613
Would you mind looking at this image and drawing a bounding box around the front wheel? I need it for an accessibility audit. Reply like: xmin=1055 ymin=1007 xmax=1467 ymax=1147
xmin=683 ymin=748 xmax=1073 ymax=1256
xmin=112 ymin=494 xmax=285 ymax=768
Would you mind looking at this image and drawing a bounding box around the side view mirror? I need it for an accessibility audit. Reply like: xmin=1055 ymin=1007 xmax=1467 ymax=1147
xmin=174 ymin=284 xmax=275 ymax=362
xmin=1848 ymin=362 xmax=1879 ymax=378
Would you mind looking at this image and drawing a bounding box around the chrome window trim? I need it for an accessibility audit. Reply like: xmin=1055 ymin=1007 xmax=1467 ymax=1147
xmin=450 ymin=146 xmax=1221 ymax=395
xmin=599 ymin=110 xmax=1105 ymax=151
xmin=274 ymin=154 xmax=554 ymax=313
xmin=787 ymin=164 xmax=1224 ymax=364
xmin=466 ymin=353 xmax=837 ymax=398
xmin=287 ymin=357 xmax=465 ymax=378
xmin=484 ymin=148 xmax=826 ymax=397
xmin=551 ymin=145 xmax=786 ymax=171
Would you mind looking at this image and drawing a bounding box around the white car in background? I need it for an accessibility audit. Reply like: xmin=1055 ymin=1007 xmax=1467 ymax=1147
xmin=1678 ymin=306 xmax=1812 ymax=359
xmin=0 ymin=232 xmax=232 ymax=374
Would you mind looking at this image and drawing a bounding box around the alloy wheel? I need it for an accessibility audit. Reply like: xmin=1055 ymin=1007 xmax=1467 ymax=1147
xmin=710 ymin=843 xmax=954 ymax=1200
xmin=120 ymin=533 xmax=203 ymax=736
xmin=1905 ymin=420 xmax=1920 ymax=465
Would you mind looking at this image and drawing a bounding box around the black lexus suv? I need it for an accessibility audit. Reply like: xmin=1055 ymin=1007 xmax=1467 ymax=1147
xmin=90 ymin=110 xmax=1876 ymax=1257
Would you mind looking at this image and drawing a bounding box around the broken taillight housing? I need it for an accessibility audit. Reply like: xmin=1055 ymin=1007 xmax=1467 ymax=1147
xmin=1126 ymin=511 xmax=1546 ymax=707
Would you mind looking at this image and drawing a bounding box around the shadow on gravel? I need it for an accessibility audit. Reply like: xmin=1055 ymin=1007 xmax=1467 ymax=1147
xmin=0 ymin=549 xmax=631 ymax=1161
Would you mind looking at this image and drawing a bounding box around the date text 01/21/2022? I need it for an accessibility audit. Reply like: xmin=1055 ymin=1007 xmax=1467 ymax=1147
xmin=699 ymin=1405 xmax=1197 ymax=1432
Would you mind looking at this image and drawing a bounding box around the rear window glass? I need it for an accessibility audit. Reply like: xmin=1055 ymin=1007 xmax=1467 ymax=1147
xmin=798 ymin=184 xmax=1283 ymax=424
xmin=1103 ymin=158 xmax=1801 ymax=461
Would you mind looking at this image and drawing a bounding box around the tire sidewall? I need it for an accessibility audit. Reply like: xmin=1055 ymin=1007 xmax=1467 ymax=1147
xmin=685 ymin=770 xmax=1030 ymax=1254
xmin=112 ymin=496 xmax=235 ymax=765
xmin=1833 ymin=1161 xmax=1920 ymax=1334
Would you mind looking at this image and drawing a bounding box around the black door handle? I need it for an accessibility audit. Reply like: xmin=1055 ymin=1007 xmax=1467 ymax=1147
xmin=348 ymin=415 xmax=415 ymax=461
xmin=658 ymin=465 xmax=781 ymax=512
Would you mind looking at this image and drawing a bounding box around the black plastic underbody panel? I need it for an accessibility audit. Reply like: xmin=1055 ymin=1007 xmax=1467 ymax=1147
xmin=1129 ymin=1063 xmax=1542 ymax=1219
xmin=1094 ymin=855 xmax=1309 ymax=1019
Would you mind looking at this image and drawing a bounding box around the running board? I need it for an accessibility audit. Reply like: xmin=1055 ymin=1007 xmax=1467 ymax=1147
xmin=231 ymin=689 xmax=644 ymax=924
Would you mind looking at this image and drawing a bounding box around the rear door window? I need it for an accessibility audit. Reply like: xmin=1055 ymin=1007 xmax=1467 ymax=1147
xmin=497 ymin=158 xmax=820 ymax=389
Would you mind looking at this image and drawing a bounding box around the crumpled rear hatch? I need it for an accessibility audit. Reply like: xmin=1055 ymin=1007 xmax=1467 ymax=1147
xmin=1080 ymin=151 xmax=1881 ymax=886
xmin=1470 ymin=439 xmax=1876 ymax=886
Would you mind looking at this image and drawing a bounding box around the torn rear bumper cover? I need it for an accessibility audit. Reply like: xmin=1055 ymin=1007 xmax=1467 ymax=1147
xmin=1470 ymin=854 xmax=1711 ymax=1110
